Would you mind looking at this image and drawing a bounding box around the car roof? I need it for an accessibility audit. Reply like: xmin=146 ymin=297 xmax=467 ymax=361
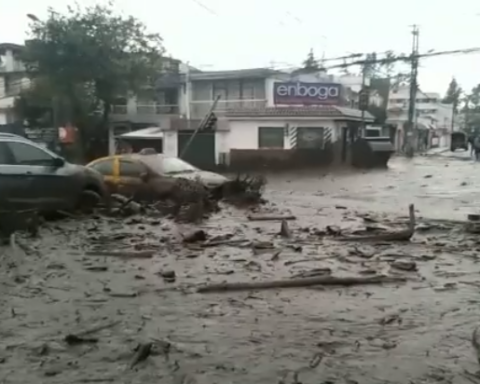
xmin=87 ymin=154 xmax=167 ymax=172
xmin=0 ymin=133 xmax=34 ymax=142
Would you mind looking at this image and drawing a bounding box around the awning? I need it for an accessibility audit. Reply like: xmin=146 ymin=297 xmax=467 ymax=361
xmin=118 ymin=127 xmax=163 ymax=140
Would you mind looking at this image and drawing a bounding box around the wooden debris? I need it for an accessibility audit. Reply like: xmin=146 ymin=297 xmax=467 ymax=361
xmin=197 ymin=275 xmax=407 ymax=293
xmin=182 ymin=229 xmax=207 ymax=243
xmin=130 ymin=342 xmax=153 ymax=369
xmin=472 ymin=327 xmax=480 ymax=364
xmin=84 ymin=250 xmax=154 ymax=259
xmin=64 ymin=334 xmax=99 ymax=346
xmin=279 ymin=220 xmax=292 ymax=238
xmin=336 ymin=204 xmax=415 ymax=242
xmin=247 ymin=214 xmax=296 ymax=221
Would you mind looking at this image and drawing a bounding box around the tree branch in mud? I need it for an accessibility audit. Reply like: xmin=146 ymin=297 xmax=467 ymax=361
xmin=219 ymin=174 xmax=266 ymax=206
xmin=196 ymin=275 xmax=407 ymax=293
xmin=336 ymin=204 xmax=415 ymax=242
xmin=248 ymin=214 xmax=296 ymax=221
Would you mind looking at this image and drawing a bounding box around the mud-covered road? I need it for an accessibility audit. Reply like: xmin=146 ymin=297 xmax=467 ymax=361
xmin=3 ymin=154 xmax=480 ymax=384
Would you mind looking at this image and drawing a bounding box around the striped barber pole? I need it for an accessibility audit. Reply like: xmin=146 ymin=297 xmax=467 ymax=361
xmin=289 ymin=126 xmax=298 ymax=148
xmin=323 ymin=127 xmax=332 ymax=144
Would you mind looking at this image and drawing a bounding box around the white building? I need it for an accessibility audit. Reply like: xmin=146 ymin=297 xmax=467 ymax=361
xmin=386 ymin=85 xmax=455 ymax=149
xmin=0 ymin=43 xmax=30 ymax=124
xmin=152 ymin=68 xmax=372 ymax=169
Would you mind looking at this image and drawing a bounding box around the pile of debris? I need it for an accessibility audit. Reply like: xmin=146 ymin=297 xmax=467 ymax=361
xmin=0 ymin=173 xmax=268 ymax=235
xmin=216 ymin=174 xmax=266 ymax=206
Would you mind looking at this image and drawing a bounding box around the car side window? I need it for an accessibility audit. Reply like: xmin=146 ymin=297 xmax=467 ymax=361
xmin=0 ymin=142 xmax=15 ymax=164
xmin=119 ymin=160 xmax=147 ymax=177
xmin=90 ymin=159 xmax=114 ymax=175
xmin=7 ymin=141 xmax=54 ymax=165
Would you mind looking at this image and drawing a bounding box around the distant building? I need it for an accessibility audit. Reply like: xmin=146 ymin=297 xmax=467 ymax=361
xmin=0 ymin=43 xmax=30 ymax=124
xmin=386 ymin=85 xmax=456 ymax=150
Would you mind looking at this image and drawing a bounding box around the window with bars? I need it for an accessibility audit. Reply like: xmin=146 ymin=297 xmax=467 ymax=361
xmin=258 ymin=127 xmax=285 ymax=149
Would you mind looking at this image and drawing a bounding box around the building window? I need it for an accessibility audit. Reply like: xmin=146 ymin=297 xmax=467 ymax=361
xmin=297 ymin=127 xmax=325 ymax=149
xmin=258 ymin=127 xmax=284 ymax=149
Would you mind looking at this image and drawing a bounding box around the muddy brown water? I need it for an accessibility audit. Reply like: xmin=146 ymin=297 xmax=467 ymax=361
xmin=2 ymin=155 xmax=480 ymax=384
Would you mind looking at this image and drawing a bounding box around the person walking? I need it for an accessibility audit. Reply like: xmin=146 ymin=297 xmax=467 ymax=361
xmin=474 ymin=136 xmax=480 ymax=161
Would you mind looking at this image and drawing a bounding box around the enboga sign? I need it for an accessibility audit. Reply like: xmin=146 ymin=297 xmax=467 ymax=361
xmin=273 ymin=82 xmax=342 ymax=105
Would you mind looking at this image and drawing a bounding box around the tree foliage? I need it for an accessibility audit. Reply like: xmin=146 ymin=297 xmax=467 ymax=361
xmin=462 ymin=84 xmax=480 ymax=135
xmin=17 ymin=2 xmax=165 ymax=158
xmin=442 ymin=77 xmax=462 ymax=112
xmin=301 ymin=49 xmax=320 ymax=72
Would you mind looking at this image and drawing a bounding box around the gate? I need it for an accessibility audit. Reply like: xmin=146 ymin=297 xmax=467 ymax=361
xmin=177 ymin=131 xmax=216 ymax=169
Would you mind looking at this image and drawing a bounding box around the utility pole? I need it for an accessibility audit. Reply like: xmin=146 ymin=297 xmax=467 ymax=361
xmin=405 ymin=25 xmax=420 ymax=157
xmin=360 ymin=64 xmax=367 ymax=136
xmin=358 ymin=55 xmax=370 ymax=137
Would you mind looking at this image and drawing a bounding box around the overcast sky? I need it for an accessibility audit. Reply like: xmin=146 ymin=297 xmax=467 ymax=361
xmin=1 ymin=0 xmax=479 ymax=96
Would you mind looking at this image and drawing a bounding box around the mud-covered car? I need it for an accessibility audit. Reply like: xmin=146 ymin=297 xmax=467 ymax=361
xmin=86 ymin=152 xmax=229 ymax=199
xmin=0 ymin=134 xmax=109 ymax=213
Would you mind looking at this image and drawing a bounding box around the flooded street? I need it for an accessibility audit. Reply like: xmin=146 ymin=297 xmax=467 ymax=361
xmin=3 ymin=154 xmax=480 ymax=384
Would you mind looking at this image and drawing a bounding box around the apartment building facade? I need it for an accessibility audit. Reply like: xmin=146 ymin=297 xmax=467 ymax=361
xmin=127 ymin=67 xmax=372 ymax=169
xmin=386 ymin=85 xmax=456 ymax=149
xmin=0 ymin=43 xmax=30 ymax=124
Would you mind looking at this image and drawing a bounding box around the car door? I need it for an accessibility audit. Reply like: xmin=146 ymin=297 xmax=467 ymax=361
xmin=118 ymin=159 xmax=150 ymax=197
xmin=87 ymin=158 xmax=118 ymax=194
xmin=0 ymin=140 xmax=35 ymax=211
xmin=5 ymin=140 xmax=72 ymax=211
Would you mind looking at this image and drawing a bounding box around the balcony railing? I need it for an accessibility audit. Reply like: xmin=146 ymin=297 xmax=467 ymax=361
xmin=136 ymin=104 xmax=179 ymax=114
xmin=190 ymin=99 xmax=267 ymax=118
xmin=111 ymin=105 xmax=128 ymax=114
xmin=110 ymin=104 xmax=179 ymax=115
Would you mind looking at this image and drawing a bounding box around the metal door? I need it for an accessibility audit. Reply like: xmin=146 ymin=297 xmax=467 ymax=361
xmin=177 ymin=131 xmax=216 ymax=169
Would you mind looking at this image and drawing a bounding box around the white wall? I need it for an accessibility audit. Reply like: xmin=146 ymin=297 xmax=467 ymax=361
xmin=163 ymin=131 xmax=177 ymax=157
xmin=163 ymin=118 xmax=341 ymax=164
xmin=227 ymin=119 xmax=338 ymax=151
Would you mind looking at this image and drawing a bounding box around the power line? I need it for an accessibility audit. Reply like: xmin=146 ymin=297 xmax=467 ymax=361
xmin=188 ymin=0 xmax=218 ymax=15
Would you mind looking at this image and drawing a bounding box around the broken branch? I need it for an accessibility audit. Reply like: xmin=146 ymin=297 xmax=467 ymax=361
xmin=197 ymin=275 xmax=406 ymax=293
xmin=85 ymin=250 xmax=154 ymax=259
xmin=248 ymin=214 xmax=296 ymax=221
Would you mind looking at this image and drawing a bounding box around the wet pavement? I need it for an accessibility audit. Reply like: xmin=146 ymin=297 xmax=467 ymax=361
xmin=3 ymin=155 xmax=480 ymax=384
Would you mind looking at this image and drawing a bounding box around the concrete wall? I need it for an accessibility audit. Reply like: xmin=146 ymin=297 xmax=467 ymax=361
xmin=225 ymin=118 xmax=344 ymax=170
xmin=229 ymin=142 xmax=342 ymax=171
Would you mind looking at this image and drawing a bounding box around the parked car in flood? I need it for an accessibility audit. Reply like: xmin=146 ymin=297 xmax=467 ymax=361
xmin=0 ymin=133 xmax=109 ymax=213
xmin=86 ymin=151 xmax=229 ymax=198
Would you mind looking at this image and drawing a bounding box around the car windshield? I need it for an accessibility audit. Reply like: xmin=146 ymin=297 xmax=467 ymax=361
xmin=162 ymin=157 xmax=198 ymax=174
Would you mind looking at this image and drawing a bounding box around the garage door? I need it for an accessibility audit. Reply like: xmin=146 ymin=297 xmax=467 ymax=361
xmin=177 ymin=131 xmax=216 ymax=169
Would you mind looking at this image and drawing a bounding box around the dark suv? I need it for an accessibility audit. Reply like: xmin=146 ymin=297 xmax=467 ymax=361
xmin=0 ymin=133 xmax=108 ymax=212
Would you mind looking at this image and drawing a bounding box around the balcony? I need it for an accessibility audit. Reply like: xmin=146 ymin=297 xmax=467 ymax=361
xmin=136 ymin=104 xmax=179 ymax=114
xmin=110 ymin=103 xmax=180 ymax=124
xmin=190 ymin=99 xmax=267 ymax=118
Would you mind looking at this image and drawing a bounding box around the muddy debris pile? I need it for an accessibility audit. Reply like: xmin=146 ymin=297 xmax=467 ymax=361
xmin=218 ymin=173 xmax=267 ymax=206
xmin=109 ymin=173 xmax=268 ymax=222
